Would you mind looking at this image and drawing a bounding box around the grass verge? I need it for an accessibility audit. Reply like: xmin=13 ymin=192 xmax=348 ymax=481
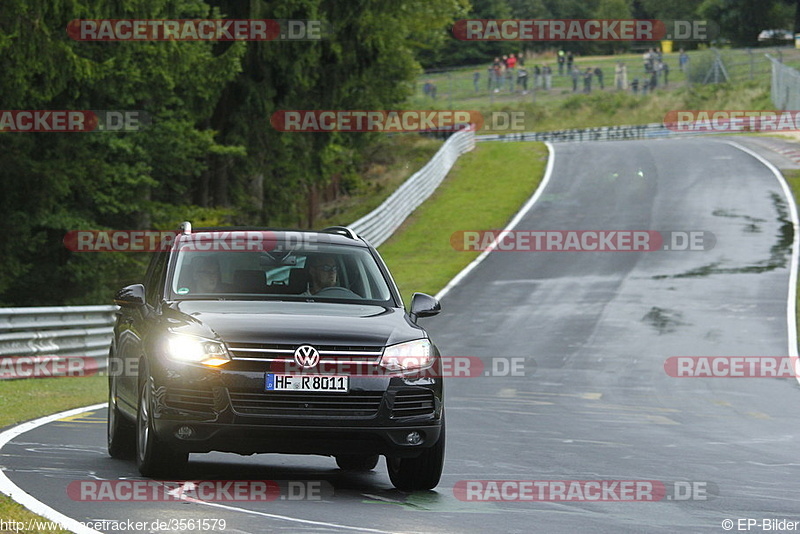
xmin=0 ymin=375 xmax=106 ymax=533
xmin=379 ymin=142 xmax=548 ymax=304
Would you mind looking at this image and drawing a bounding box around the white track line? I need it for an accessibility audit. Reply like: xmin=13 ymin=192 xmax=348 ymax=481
xmin=436 ymin=141 xmax=556 ymax=301
xmin=0 ymin=403 xmax=407 ymax=533
xmin=726 ymin=140 xmax=800 ymax=384
xmin=169 ymin=494 xmax=403 ymax=534
xmin=0 ymin=403 xmax=106 ymax=534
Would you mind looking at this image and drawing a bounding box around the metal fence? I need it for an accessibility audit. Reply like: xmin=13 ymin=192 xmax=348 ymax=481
xmin=768 ymin=54 xmax=800 ymax=110
xmin=0 ymin=306 xmax=116 ymax=379
xmin=350 ymin=126 xmax=475 ymax=246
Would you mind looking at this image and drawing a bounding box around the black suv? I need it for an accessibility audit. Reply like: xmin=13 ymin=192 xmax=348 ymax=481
xmin=108 ymin=224 xmax=444 ymax=491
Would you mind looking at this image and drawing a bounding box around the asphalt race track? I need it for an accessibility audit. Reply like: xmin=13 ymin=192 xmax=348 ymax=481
xmin=3 ymin=138 xmax=800 ymax=534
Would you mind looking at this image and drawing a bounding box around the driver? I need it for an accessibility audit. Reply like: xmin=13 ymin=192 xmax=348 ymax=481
xmin=303 ymin=254 xmax=338 ymax=295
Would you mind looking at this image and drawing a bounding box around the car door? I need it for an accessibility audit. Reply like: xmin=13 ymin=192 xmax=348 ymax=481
xmin=115 ymin=250 xmax=168 ymax=416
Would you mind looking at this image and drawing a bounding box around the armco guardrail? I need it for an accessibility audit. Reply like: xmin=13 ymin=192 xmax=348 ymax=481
xmin=0 ymin=306 xmax=116 ymax=379
xmin=0 ymin=127 xmax=476 ymax=379
xmin=350 ymin=126 xmax=475 ymax=246
xmin=475 ymin=122 xmax=724 ymax=143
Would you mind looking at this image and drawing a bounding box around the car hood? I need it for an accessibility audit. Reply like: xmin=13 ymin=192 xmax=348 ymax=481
xmin=164 ymin=300 xmax=425 ymax=347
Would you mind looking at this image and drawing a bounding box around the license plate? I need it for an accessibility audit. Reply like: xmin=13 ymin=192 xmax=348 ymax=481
xmin=265 ymin=374 xmax=349 ymax=392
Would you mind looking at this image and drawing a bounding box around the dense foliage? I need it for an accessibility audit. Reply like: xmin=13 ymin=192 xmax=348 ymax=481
xmin=0 ymin=0 xmax=796 ymax=305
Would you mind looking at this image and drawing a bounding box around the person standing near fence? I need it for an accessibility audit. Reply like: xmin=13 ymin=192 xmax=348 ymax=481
xmin=614 ymin=61 xmax=629 ymax=90
xmin=662 ymin=62 xmax=669 ymax=86
xmin=496 ymin=59 xmax=505 ymax=92
xmin=517 ymin=67 xmax=528 ymax=94
xmin=583 ymin=68 xmax=592 ymax=93
xmin=533 ymin=64 xmax=541 ymax=89
xmin=473 ymin=71 xmax=480 ymax=93
xmin=543 ymin=64 xmax=552 ymax=90
xmin=487 ymin=62 xmax=495 ymax=91
xmin=571 ymin=65 xmax=580 ymax=92
xmin=594 ymin=66 xmax=604 ymax=90
xmin=558 ymin=49 xmax=566 ymax=75
xmin=679 ymin=49 xmax=689 ymax=72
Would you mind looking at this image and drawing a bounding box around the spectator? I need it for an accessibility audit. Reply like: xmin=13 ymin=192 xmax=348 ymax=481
xmin=517 ymin=51 xmax=525 ymax=66
xmin=543 ymin=64 xmax=552 ymax=90
xmin=506 ymin=67 xmax=514 ymax=92
xmin=583 ymin=68 xmax=592 ymax=93
xmin=631 ymin=78 xmax=639 ymax=94
xmin=473 ymin=71 xmax=480 ymax=93
xmin=662 ymin=62 xmax=670 ymax=86
xmin=650 ymin=69 xmax=657 ymax=91
xmin=571 ymin=65 xmax=580 ymax=92
xmin=507 ymin=53 xmax=517 ymax=70
xmin=614 ymin=61 xmax=628 ymax=90
xmin=557 ymin=49 xmax=566 ymax=75
xmin=517 ymin=67 xmax=528 ymax=94
xmin=533 ymin=64 xmax=541 ymax=89
xmin=495 ymin=60 xmax=505 ymax=92
xmin=679 ymin=49 xmax=689 ymax=72
xmin=643 ymin=48 xmax=653 ymax=73
xmin=487 ymin=62 xmax=496 ymax=91
xmin=567 ymin=51 xmax=574 ymax=71
xmin=594 ymin=66 xmax=604 ymax=90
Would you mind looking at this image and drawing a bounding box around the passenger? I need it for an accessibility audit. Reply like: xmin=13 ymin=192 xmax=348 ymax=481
xmin=191 ymin=256 xmax=225 ymax=293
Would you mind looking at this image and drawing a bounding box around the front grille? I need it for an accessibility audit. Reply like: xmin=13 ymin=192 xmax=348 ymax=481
xmin=392 ymin=390 xmax=435 ymax=418
xmin=164 ymin=388 xmax=215 ymax=413
xmin=225 ymin=343 xmax=383 ymax=372
xmin=229 ymin=390 xmax=383 ymax=417
xmin=227 ymin=343 xmax=382 ymax=363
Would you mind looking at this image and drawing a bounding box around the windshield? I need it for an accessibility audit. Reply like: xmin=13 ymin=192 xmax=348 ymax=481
xmin=168 ymin=242 xmax=393 ymax=303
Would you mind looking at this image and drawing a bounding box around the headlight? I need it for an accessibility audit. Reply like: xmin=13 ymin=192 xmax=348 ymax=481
xmin=164 ymin=333 xmax=231 ymax=367
xmin=379 ymin=339 xmax=434 ymax=372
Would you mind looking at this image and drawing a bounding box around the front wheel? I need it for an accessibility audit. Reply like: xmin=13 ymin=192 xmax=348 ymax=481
xmin=107 ymin=376 xmax=135 ymax=459
xmin=386 ymin=418 xmax=445 ymax=491
xmin=136 ymin=377 xmax=187 ymax=478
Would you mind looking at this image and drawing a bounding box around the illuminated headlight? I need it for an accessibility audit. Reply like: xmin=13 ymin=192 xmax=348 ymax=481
xmin=379 ymin=339 xmax=433 ymax=372
xmin=164 ymin=334 xmax=231 ymax=367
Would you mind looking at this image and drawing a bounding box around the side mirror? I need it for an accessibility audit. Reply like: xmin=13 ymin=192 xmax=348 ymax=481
xmin=410 ymin=292 xmax=441 ymax=322
xmin=114 ymin=284 xmax=146 ymax=308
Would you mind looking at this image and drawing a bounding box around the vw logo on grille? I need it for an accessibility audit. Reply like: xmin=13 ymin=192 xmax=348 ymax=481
xmin=294 ymin=345 xmax=320 ymax=368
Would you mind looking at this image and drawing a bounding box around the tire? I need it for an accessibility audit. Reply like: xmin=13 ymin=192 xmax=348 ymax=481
xmin=136 ymin=376 xmax=188 ymax=478
xmin=336 ymin=454 xmax=380 ymax=471
xmin=386 ymin=417 xmax=445 ymax=491
xmin=107 ymin=376 xmax=135 ymax=459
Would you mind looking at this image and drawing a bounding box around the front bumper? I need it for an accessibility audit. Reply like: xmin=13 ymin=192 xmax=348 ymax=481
xmin=149 ymin=362 xmax=443 ymax=457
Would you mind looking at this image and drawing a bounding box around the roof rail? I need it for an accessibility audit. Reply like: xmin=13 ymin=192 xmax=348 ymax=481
xmin=321 ymin=226 xmax=358 ymax=240
xmin=179 ymin=221 xmax=192 ymax=235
